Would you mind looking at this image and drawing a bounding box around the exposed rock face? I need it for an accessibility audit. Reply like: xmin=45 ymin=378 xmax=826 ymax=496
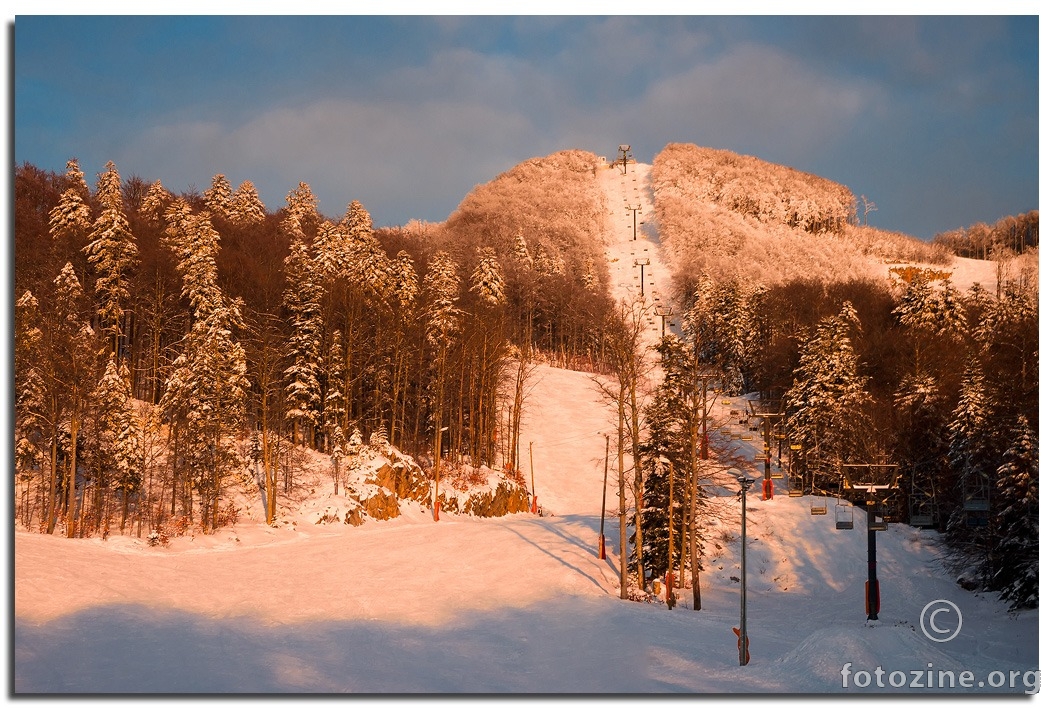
xmin=345 ymin=451 xmax=530 ymax=523
xmin=363 ymin=489 xmax=401 ymax=521
xmin=436 ymin=493 xmax=460 ymax=514
xmin=366 ymin=458 xmax=432 ymax=503
xmin=465 ymin=481 xmax=531 ymax=517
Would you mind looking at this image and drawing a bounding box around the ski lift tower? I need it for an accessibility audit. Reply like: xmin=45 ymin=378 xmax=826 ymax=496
xmin=633 ymin=258 xmax=650 ymax=298
xmin=617 ymin=144 xmax=632 ymax=175
xmin=840 ymin=462 xmax=900 ymax=621
xmin=748 ymin=398 xmax=785 ymax=500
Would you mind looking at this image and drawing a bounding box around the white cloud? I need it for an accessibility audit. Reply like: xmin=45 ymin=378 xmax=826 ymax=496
xmin=635 ymin=43 xmax=876 ymax=162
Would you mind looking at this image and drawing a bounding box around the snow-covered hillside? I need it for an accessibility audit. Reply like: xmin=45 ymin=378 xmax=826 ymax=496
xmin=13 ymin=364 xmax=1039 ymax=693
xmin=12 ymin=150 xmax=1036 ymax=695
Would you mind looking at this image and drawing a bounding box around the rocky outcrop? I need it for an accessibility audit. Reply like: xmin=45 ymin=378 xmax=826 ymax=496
xmin=366 ymin=458 xmax=431 ymax=503
xmin=465 ymin=481 xmax=531 ymax=517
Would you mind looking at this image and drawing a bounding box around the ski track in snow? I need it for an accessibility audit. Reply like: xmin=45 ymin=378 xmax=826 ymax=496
xmin=13 ymin=161 xmax=1040 ymax=694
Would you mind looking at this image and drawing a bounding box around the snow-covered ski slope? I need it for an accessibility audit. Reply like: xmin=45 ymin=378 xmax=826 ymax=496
xmin=12 ymin=159 xmax=1040 ymax=694
xmin=14 ymin=378 xmax=1040 ymax=693
xmin=599 ymin=159 xmax=679 ymax=341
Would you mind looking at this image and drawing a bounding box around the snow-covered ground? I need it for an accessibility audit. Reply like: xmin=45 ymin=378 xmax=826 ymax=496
xmin=13 ymin=366 xmax=1040 ymax=694
xmin=599 ymin=160 xmax=679 ymax=341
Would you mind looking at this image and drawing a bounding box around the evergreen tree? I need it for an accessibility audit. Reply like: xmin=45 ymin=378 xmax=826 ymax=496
xmin=94 ymin=357 xmax=141 ymax=531
xmin=48 ymin=263 xmax=100 ymax=536
xmin=339 ymin=199 xmax=373 ymax=236
xmin=228 ymin=180 xmax=267 ymax=226
xmin=945 ymin=358 xmax=996 ymax=542
xmin=684 ymin=275 xmax=745 ymax=395
xmin=84 ymin=160 xmax=139 ymax=354
xmin=48 ymin=159 xmax=92 ymax=240
xmin=639 ymin=336 xmax=694 ymax=581
xmin=990 ymin=415 xmax=1038 ymax=609
xmin=15 ymin=290 xmax=47 ymax=519
xmin=424 ymin=251 xmax=462 ymax=516
xmin=282 ymin=235 xmax=324 ymax=447
xmin=785 ymin=301 xmax=872 ymax=480
xmin=138 ymin=180 xmax=170 ymax=224
xmin=284 ymin=181 xmax=321 ymax=236
xmin=424 ymin=251 xmax=462 ymax=350
xmin=203 ymin=174 xmax=233 ymax=219
xmin=160 ymin=204 xmax=248 ymax=532
xmin=322 ymin=329 xmax=347 ymax=450
xmin=470 ymin=247 xmax=506 ymax=307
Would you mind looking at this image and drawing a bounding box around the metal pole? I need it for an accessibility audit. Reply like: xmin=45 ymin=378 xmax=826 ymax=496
xmin=740 ymin=477 xmax=749 ymax=665
xmin=529 ymin=441 xmax=537 ymax=515
xmin=867 ymin=505 xmax=879 ymax=620
xmin=599 ymin=435 xmax=609 ymax=559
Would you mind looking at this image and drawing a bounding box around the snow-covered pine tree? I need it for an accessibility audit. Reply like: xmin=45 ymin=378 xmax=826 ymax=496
xmin=228 ymin=181 xmax=267 ymax=227
xmin=990 ymin=415 xmax=1038 ymax=609
xmin=392 ymin=251 xmax=419 ymax=314
xmin=84 ymin=160 xmax=139 ymax=355
xmin=164 ymin=200 xmax=224 ymax=318
xmin=944 ymin=358 xmax=997 ymax=546
xmin=48 ymin=263 xmax=100 ymax=536
xmin=203 ymin=174 xmax=233 ymax=220
xmin=512 ymin=231 xmax=533 ymax=270
xmin=639 ymin=336 xmax=693 ymax=583
xmin=785 ymin=301 xmax=872 ymax=481
xmin=470 ymin=247 xmax=506 ymax=307
xmin=322 ymin=329 xmax=347 ymax=451
xmin=15 ymin=291 xmax=47 ymax=526
xmin=580 ymin=257 xmax=598 ymax=292
xmin=424 ymin=251 xmax=462 ymax=514
xmin=387 ymin=250 xmax=420 ymax=446
xmin=424 ymin=251 xmax=462 ymax=351
xmin=160 ymin=205 xmax=248 ymax=532
xmin=741 ymin=283 xmax=771 ymax=391
xmin=284 ymin=181 xmax=322 ymax=236
xmin=339 ymin=199 xmax=373 ymax=237
xmin=94 ymin=356 xmax=141 ymax=532
xmin=893 ymin=276 xmax=965 ymax=353
xmin=683 ymin=275 xmax=745 ymax=395
xmin=138 ymin=180 xmax=171 ymax=224
xmin=48 ymin=159 xmax=92 ymax=241
xmin=282 ymin=234 xmax=324 ymax=448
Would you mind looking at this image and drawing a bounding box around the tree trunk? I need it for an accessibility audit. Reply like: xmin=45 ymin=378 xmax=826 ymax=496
xmin=617 ymin=393 xmax=629 ymax=600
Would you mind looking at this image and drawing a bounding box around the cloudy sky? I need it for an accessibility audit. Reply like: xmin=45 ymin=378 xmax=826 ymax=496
xmin=13 ymin=12 xmax=1040 ymax=239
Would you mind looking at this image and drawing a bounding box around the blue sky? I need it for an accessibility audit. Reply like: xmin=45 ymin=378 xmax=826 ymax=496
xmin=13 ymin=13 xmax=1041 ymax=239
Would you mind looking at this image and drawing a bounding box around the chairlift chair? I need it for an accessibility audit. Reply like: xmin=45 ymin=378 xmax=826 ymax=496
xmin=835 ymin=498 xmax=854 ymax=530
xmin=809 ymin=477 xmax=828 ymax=514
xmin=867 ymin=501 xmax=888 ymax=531
xmin=787 ymin=472 xmax=804 ymax=497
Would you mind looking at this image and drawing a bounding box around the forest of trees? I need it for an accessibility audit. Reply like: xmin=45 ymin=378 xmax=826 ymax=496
xmin=613 ymin=267 xmax=1038 ymax=609
xmin=13 ymin=152 xmax=611 ymax=539
xmin=650 ymin=142 xmax=954 ymax=287
xmin=13 ymin=148 xmax=1039 ymax=611
xmin=934 ymin=211 xmax=1039 ymax=260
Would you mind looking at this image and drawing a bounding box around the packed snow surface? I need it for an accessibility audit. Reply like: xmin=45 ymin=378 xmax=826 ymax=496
xmin=13 ymin=363 xmax=1040 ymax=694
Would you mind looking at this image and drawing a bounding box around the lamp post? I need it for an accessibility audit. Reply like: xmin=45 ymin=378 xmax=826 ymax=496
xmin=732 ymin=471 xmax=755 ymax=665
xmin=633 ymin=258 xmax=650 ymax=298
